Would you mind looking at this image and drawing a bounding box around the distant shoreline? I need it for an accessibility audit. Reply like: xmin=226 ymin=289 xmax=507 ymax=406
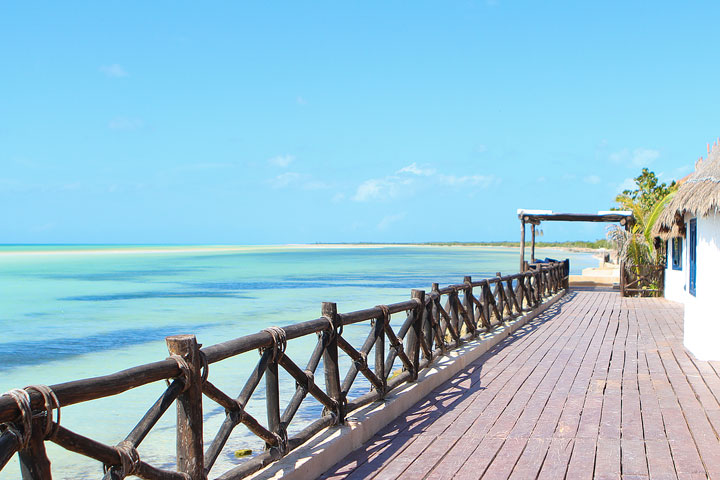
xmin=0 ymin=243 xmax=610 ymax=257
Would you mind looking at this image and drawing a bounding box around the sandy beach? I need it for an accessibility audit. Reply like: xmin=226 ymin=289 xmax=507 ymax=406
xmin=0 ymin=243 xmax=611 ymax=258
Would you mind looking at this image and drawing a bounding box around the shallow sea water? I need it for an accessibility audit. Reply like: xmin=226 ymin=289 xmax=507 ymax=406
xmin=0 ymin=245 xmax=597 ymax=479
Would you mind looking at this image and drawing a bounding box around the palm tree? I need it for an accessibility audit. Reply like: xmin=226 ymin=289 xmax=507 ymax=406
xmin=608 ymin=190 xmax=676 ymax=266
xmin=607 ymin=168 xmax=676 ymax=266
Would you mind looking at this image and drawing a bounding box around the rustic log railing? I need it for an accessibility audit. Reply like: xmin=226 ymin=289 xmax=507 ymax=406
xmin=620 ymin=263 xmax=664 ymax=297
xmin=0 ymin=261 xmax=568 ymax=480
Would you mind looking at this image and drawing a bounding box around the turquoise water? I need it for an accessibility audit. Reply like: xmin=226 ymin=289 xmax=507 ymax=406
xmin=0 ymin=245 xmax=596 ymax=478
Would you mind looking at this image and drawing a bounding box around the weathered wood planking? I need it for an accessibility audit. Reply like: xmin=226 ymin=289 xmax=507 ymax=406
xmin=322 ymin=290 xmax=720 ymax=480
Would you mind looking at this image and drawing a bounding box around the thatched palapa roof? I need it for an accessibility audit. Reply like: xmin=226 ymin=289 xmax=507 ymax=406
xmin=654 ymin=141 xmax=720 ymax=239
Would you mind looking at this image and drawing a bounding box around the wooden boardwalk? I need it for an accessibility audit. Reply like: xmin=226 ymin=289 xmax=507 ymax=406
xmin=321 ymin=290 xmax=720 ymax=480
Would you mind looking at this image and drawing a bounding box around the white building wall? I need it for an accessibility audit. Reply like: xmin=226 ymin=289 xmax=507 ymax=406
xmin=664 ymin=235 xmax=688 ymax=304
xmin=684 ymin=213 xmax=720 ymax=360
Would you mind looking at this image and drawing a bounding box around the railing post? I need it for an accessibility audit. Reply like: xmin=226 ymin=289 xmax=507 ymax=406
xmin=18 ymin=418 xmax=52 ymax=480
xmin=264 ymin=347 xmax=281 ymax=451
xmin=166 ymin=335 xmax=204 ymax=480
xmin=620 ymin=261 xmax=626 ymax=297
xmin=482 ymin=281 xmax=492 ymax=324
xmin=406 ymin=290 xmax=425 ymax=381
xmin=520 ymin=218 xmax=526 ymax=271
xmin=432 ymin=282 xmax=453 ymax=348
xmin=463 ymin=276 xmax=476 ymax=335
xmin=422 ymin=295 xmax=434 ymax=358
xmin=449 ymin=289 xmax=462 ymax=341
xmin=495 ymin=273 xmax=504 ymax=321
xmin=322 ymin=302 xmax=344 ymax=423
xmin=374 ymin=307 xmax=386 ymax=398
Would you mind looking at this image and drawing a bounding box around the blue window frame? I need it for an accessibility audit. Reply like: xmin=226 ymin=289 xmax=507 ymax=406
xmin=672 ymin=237 xmax=682 ymax=270
xmin=689 ymin=219 xmax=696 ymax=296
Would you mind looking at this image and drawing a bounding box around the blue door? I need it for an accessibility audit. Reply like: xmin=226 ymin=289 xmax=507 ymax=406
xmin=689 ymin=218 xmax=697 ymax=296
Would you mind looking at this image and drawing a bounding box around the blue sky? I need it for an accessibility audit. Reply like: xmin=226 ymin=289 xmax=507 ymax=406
xmin=2 ymin=1 xmax=719 ymax=244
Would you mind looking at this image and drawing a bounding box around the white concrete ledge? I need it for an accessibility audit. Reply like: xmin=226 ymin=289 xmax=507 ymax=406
xmin=249 ymin=290 xmax=567 ymax=480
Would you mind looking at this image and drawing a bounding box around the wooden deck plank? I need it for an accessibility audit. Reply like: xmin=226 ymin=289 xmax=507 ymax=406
xmin=507 ymin=437 xmax=549 ymax=479
xmin=332 ymin=293 xmax=593 ymax=479
xmin=321 ymin=291 xmax=720 ymax=480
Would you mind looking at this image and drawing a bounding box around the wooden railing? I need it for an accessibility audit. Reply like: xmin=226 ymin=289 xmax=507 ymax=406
xmin=0 ymin=261 xmax=568 ymax=480
xmin=620 ymin=263 xmax=664 ymax=297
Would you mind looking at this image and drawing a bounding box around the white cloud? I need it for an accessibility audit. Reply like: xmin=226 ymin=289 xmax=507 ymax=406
xmin=353 ymin=179 xmax=384 ymax=202
xmin=631 ymin=148 xmax=660 ymax=167
xmin=608 ymin=149 xmax=627 ymax=163
xmin=673 ymin=164 xmax=693 ymax=178
xmin=268 ymin=155 xmax=295 ymax=168
xmin=609 ymin=148 xmax=660 ymax=167
xmin=584 ymin=175 xmax=602 ymax=184
xmin=267 ymin=171 xmax=329 ymax=190
xmin=352 ymin=177 xmax=412 ymax=202
xmin=303 ymin=180 xmax=330 ymax=190
xmin=332 ymin=193 xmax=345 ymax=202
xmin=109 ymin=117 xmax=143 ymax=130
xmin=397 ymin=163 xmax=435 ymax=176
xmin=377 ymin=213 xmax=406 ymax=231
xmin=618 ymin=177 xmax=636 ymax=192
xmin=438 ymin=174 xmax=498 ymax=188
xmin=100 ymin=64 xmax=128 ymax=77
xmin=352 ymin=165 xmax=498 ymax=202
xmin=269 ymin=172 xmax=301 ymax=188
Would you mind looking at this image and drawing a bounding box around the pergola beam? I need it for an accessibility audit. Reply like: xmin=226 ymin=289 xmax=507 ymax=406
xmin=516 ymin=209 xmax=634 ymax=274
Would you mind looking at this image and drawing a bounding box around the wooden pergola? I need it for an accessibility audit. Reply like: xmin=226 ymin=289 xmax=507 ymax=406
xmin=517 ymin=209 xmax=634 ymax=271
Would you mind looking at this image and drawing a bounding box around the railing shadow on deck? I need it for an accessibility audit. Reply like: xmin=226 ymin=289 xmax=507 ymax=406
xmin=0 ymin=262 xmax=568 ymax=480
xmin=318 ymin=292 xmax=579 ymax=477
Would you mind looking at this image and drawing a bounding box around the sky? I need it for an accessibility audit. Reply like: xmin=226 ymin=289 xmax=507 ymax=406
xmin=2 ymin=1 xmax=719 ymax=244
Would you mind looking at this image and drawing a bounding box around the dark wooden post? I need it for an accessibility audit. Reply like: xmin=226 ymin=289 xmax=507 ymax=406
xmin=463 ymin=276 xmax=476 ymax=335
xmin=264 ymin=352 xmax=280 ymax=448
xmin=422 ymin=296 xmax=434 ymax=357
xmin=482 ymin=281 xmax=492 ymax=325
xmin=322 ymin=302 xmax=344 ymax=423
xmin=374 ymin=307 xmax=386 ymax=397
xmin=495 ymin=273 xmax=504 ymax=322
xmin=166 ymin=335 xmax=204 ymax=480
xmin=449 ymin=289 xmax=461 ymax=340
xmin=433 ymin=282 xmax=453 ymax=348
xmin=620 ymin=261 xmax=626 ymax=297
xmin=531 ymin=224 xmax=536 ymax=264
xmin=536 ymin=271 xmax=543 ymax=304
xmin=406 ymin=290 xmax=425 ymax=381
xmin=18 ymin=419 xmax=52 ymax=480
xmin=520 ymin=218 xmax=526 ymax=272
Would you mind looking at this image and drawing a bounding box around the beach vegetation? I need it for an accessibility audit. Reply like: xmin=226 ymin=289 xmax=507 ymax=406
xmin=608 ymin=169 xmax=677 ymax=266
